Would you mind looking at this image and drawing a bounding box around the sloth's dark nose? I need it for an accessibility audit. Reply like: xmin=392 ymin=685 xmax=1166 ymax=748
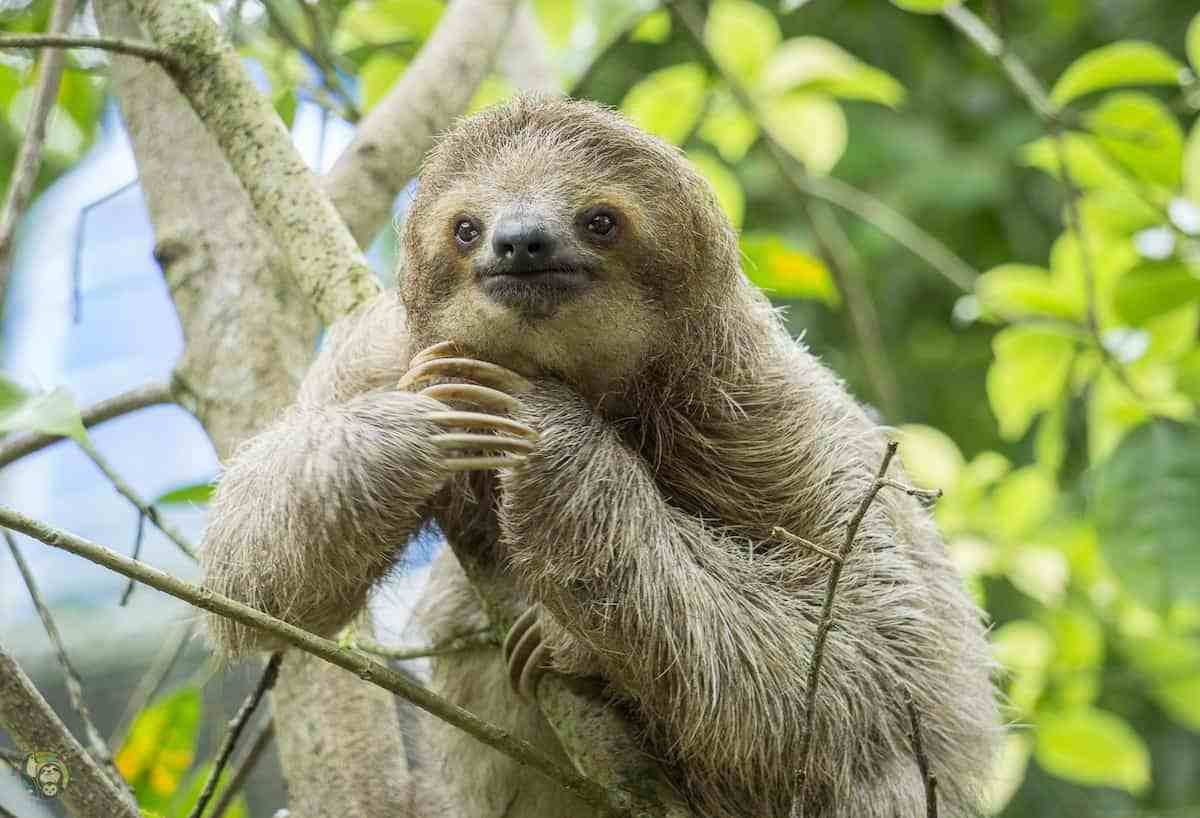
xmin=491 ymin=218 xmax=558 ymax=274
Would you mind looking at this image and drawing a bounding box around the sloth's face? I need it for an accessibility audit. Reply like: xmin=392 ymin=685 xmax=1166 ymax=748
xmin=400 ymin=97 xmax=737 ymax=399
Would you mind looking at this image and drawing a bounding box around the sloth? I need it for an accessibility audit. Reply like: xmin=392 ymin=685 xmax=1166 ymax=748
xmin=200 ymin=95 xmax=998 ymax=817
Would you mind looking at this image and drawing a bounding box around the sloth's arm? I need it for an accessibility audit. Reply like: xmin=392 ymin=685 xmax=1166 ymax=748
xmin=200 ymin=293 xmax=449 ymax=656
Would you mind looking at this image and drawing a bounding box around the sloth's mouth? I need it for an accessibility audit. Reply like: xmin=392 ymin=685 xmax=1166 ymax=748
xmin=477 ymin=267 xmax=592 ymax=316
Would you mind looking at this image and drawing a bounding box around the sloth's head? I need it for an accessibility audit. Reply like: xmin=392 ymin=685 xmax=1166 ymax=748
xmin=400 ymin=95 xmax=741 ymax=398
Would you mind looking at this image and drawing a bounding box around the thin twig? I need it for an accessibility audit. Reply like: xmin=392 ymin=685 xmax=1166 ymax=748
xmin=771 ymin=526 xmax=843 ymax=564
xmin=0 ymin=34 xmax=181 ymax=69
xmin=906 ymin=694 xmax=940 ymax=818
xmin=110 ymin=621 xmax=194 ymax=747
xmin=76 ymin=436 xmax=197 ymax=560
xmin=878 ymin=479 xmax=942 ymax=507
xmin=356 ymin=627 xmax=498 ymax=661
xmin=119 ymin=512 xmax=147 ymax=605
xmin=187 ymin=653 xmax=282 ymax=818
xmin=73 ymin=179 xmax=140 ymax=322
xmin=797 ymin=442 xmax=899 ymax=793
xmin=3 ymin=530 xmax=130 ymax=798
xmin=666 ymin=0 xmax=978 ymax=293
xmin=0 ymin=381 xmax=175 ymax=468
xmin=262 ymin=0 xmax=360 ymax=122
xmin=0 ymin=504 xmax=636 ymax=817
xmin=205 ymin=718 xmax=275 ymax=818
xmin=0 ymin=0 xmax=73 ymax=307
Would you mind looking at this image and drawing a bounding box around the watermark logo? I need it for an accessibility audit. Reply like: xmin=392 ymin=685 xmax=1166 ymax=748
xmin=22 ymin=751 xmax=70 ymax=799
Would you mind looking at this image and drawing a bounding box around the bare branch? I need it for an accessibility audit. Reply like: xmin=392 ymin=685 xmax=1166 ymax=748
xmin=3 ymin=531 xmax=129 ymax=798
xmin=666 ymin=0 xmax=978 ymax=293
xmin=76 ymin=436 xmax=197 ymax=560
xmin=0 ymin=504 xmax=639 ymax=818
xmin=323 ymin=0 xmax=523 ymax=245
xmin=906 ymin=694 xmax=940 ymax=818
xmin=797 ymin=442 xmax=899 ymax=792
xmin=0 ymin=641 xmax=139 ymax=818
xmin=0 ymin=33 xmax=180 ymax=69
xmin=0 ymin=0 xmax=73 ymax=306
xmin=187 ymin=653 xmax=282 ymax=818
xmin=206 ymin=718 xmax=274 ymax=818
xmin=126 ymin=0 xmax=377 ymax=324
xmin=355 ymin=627 xmax=498 ymax=661
xmin=118 ymin=512 xmax=147 ymax=606
xmin=771 ymin=526 xmax=843 ymax=564
xmin=0 ymin=381 xmax=175 ymax=468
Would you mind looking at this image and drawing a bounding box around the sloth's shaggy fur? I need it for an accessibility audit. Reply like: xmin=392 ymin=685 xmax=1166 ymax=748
xmin=201 ymin=95 xmax=999 ymax=817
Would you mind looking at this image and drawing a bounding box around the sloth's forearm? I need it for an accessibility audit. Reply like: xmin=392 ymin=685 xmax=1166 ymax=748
xmin=201 ymin=392 xmax=447 ymax=655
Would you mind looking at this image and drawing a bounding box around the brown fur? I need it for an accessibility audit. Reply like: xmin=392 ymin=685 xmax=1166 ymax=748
xmin=201 ymin=95 xmax=998 ymax=817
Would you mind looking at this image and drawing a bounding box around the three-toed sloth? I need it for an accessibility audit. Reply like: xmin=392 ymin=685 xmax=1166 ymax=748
xmin=201 ymin=95 xmax=998 ymax=817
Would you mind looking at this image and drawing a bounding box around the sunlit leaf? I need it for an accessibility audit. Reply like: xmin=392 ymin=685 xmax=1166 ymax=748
xmin=1184 ymin=121 xmax=1200 ymax=204
xmin=359 ymin=54 xmax=407 ymax=112
xmin=116 ymin=688 xmax=200 ymax=810
xmin=1034 ymin=709 xmax=1150 ymax=794
xmin=1084 ymin=92 xmax=1183 ymax=189
xmin=1022 ymin=132 xmax=1134 ymax=192
xmin=703 ymin=0 xmax=780 ymax=86
xmin=688 ymin=150 xmax=745 ymax=229
xmin=762 ymin=37 xmax=905 ymax=108
xmin=1050 ymin=41 xmax=1184 ymax=106
xmin=1051 ymin=609 xmax=1105 ymax=673
xmin=153 ymin=483 xmax=214 ymax=506
xmin=896 ymin=424 xmax=964 ymax=490
xmin=533 ymin=0 xmax=576 ymax=48
xmin=1187 ymin=12 xmax=1200 ymax=75
xmin=699 ymin=89 xmax=759 ymax=163
xmin=739 ymin=233 xmax=837 ymax=302
xmin=975 ymin=263 xmax=1084 ymax=321
xmin=1034 ymin=399 xmax=1067 ymax=472
xmin=1122 ymin=635 xmax=1200 ymax=730
xmin=1092 ymin=419 xmax=1200 ymax=606
xmin=338 ymin=0 xmax=443 ymax=44
xmin=630 ymin=9 xmax=671 ymax=44
xmin=273 ymin=89 xmax=297 ymax=128
xmin=763 ymin=92 xmax=847 ymax=174
xmin=1114 ymin=260 xmax=1200 ymax=325
xmin=991 ymin=466 xmax=1058 ymax=542
xmin=992 ymin=620 xmax=1052 ymax=715
xmin=1077 ymin=189 xmax=1163 ymax=239
xmin=0 ymin=376 xmax=86 ymax=443
xmin=986 ymin=326 xmax=1076 ymax=440
xmin=620 ymin=63 xmax=708 ymax=146
xmin=890 ymin=0 xmax=959 ymax=12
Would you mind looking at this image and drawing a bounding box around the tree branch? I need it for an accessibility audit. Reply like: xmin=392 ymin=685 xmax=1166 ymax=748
xmin=0 ymin=0 xmax=73 ymax=307
xmin=0 ymin=642 xmax=139 ymax=818
xmin=0 ymin=381 xmax=174 ymax=468
xmin=0 ymin=504 xmax=640 ymax=818
xmin=3 ymin=531 xmax=129 ymax=798
xmin=323 ymin=0 xmax=523 ymax=246
xmin=206 ymin=718 xmax=274 ymax=818
xmin=187 ymin=653 xmax=282 ymax=818
xmin=126 ymin=0 xmax=376 ymax=324
xmin=0 ymin=33 xmax=180 ymax=69
xmin=355 ymin=628 xmax=497 ymax=661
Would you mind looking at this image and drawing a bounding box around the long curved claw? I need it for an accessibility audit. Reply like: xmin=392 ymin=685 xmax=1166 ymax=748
xmin=427 ymin=410 xmax=538 ymax=441
xmin=443 ymin=455 xmax=527 ymax=472
xmin=408 ymin=340 xmax=460 ymax=370
xmin=399 ymin=357 xmax=533 ymax=394
xmin=431 ymin=433 xmax=535 ymax=455
xmin=504 ymin=608 xmax=552 ymax=701
xmin=420 ymin=382 xmax=521 ymax=415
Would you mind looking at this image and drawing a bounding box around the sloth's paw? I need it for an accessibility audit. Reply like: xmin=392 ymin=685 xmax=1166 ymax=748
xmin=400 ymin=342 xmax=538 ymax=472
xmin=503 ymin=606 xmax=553 ymax=701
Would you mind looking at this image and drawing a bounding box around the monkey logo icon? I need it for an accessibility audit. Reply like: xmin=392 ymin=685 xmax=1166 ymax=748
xmin=22 ymin=751 xmax=70 ymax=799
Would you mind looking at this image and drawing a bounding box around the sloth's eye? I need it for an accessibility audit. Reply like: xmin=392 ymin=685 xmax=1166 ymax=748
xmin=453 ymin=218 xmax=481 ymax=247
xmin=586 ymin=212 xmax=616 ymax=237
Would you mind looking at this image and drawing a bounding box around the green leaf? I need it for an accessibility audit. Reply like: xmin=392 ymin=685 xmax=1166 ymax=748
xmin=0 ymin=377 xmax=86 ymax=443
xmin=698 ymin=89 xmax=759 ymax=163
xmin=763 ymin=92 xmax=847 ymax=174
xmin=1034 ymin=399 xmax=1067 ymax=472
xmin=895 ymin=424 xmax=965 ymax=491
xmin=1022 ymin=132 xmax=1134 ymax=192
xmin=620 ymin=63 xmax=708 ymax=146
xmin=975 ymin=263 xmax=1084 ymax=321
xmin=703 ymin=0 xmax=780 ymax=86
xmin=739 ymin=233 xmax=837 ymax=303
xmin=1035 ymin=709 xmax=1150 ymax=794
xmin=629 ymin=9 xmax=671 ymax=44
xmin=116 ymin=688 xmax=201 ymax=810
xmin=990 ymin=466 xmax=1058 ymax=543
xmin=889 ymin=0 xmax=959 ymax=13
xmin=986 ymin=326 xmax=1076 ymax=440
xmin=1084 ymin=92 xmax=1183 ymax=189
xmin=1092 ymin=419 xmax=1200 ymax=607
xmin=1187 ymin=12 xmax=1200 ymax=75
xmin=533 ymin=0 xmax=576 ymax=48
xmin=153 ymin=483 xmax=214 ymax=506
xmin=1114 ymin=260 xmax=1200 ymax=325
xmin=1122 ymin=635 xmax=1200 ymax=730
xmin=1051 ymin=609 xmax=1105 ymax=673
xmin=1050 ymin=41 xmax=1184 ymax=107
xmin=338 ymin=0 xmax=443 ymax=44
xmin=991 ymin=620 xmax=1052 ymax=715
xmin=1077 ymin=190 xmax=1163 ymax=239
xmin=1184 ymin=121 xmax=1200 ymax=204
xmin=273 ymin=89 xmax=297 ymax=128
xmin=762 ymin=37 xmax=905 ymax=108
xmin=359 ymin=54 xmax=407 ymax=112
